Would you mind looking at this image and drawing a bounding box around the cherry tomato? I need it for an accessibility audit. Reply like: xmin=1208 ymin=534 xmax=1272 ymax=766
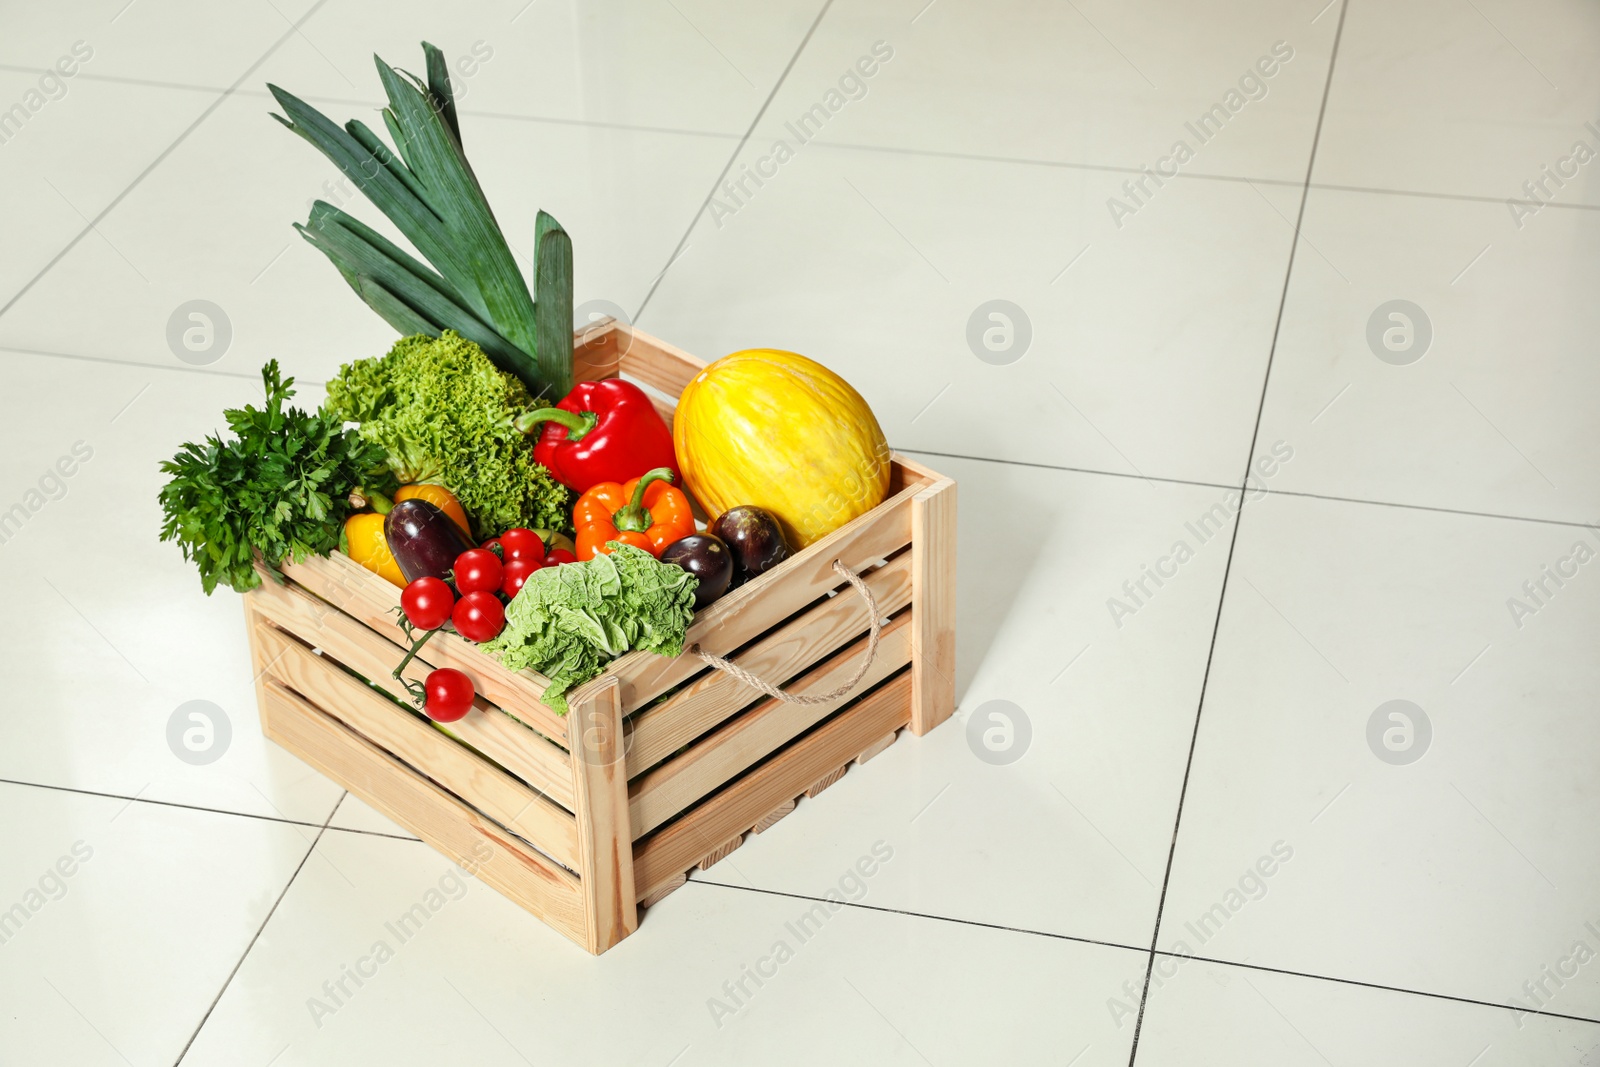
xmin=453 ymin=548 xmax=503 ymax=595
xmin=499 ymin=527 xmax=546 ymax=564
xmin=540 ymin=548 xmax=577 ymax=569
xmin=479 ymin=537 xmax=503 ymax=557
xmin=501 ymin=558 xmax=537 ymax=599
xmin=423 ymin=668 xmax=474 ymax=723
xmin=451 ymin=590 xmax=505 ymax=643
xmin=400 ymin=577 xmax=454 ymax=631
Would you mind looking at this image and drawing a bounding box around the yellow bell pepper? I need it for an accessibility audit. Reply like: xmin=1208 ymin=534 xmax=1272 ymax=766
xmin=344 ymin=512 xmax=404 ymax=587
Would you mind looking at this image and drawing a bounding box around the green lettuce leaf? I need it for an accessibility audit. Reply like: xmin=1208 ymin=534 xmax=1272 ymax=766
xmin=322 ymin=331 xmax=570 ymax=535
xmin=484 ymin=543 xmax=697 ymax=712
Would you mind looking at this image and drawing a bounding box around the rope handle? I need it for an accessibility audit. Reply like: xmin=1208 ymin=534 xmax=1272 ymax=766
xmin=690 ymin=560 xmax=882 ymax=705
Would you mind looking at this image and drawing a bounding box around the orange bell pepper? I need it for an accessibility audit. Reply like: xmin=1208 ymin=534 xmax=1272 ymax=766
xmin=573 ymin=468 xmax=695 ymax=560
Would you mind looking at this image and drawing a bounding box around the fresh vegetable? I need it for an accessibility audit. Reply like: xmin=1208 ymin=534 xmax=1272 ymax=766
xmin=541 ymin=548 xmax=577 ymax=568
xmin=535 ymin=529 xmax=576 ymax=557
xmin=395 ymin=483 xmax=470 ymax=539
xmin=452 ymin=548 xmax=503 ymax=595
xmin=514 ymin=379 xmax=678 ymax=492
xmin=452 ymin=590 xmax=506 ymax=643
xmin=345 ymin=512 xmax=405 ymax=587
xmin=400 ymin=576 xmax=454 ymax=631
xmin=499 ymin=527 xmax=546 ymax=564
xmin=660 ymin=535 xmax=733 ymax=609
xmin=158 ymin=360 xmax=390 ymax=594
xmin=346 ymin=486 xmax=394 ymax=514
xmin=385 ymin=498 xmax=475 ymax=583
xmin=710 ymin=505 xmax=792 ymax=587
xmin=674 ymin=349 xmax=889 ymax=548
xmin=484 ymin=543 xmax=697 ymax=712
xmin=573 ymin=468 xmax=695 ymax=560
xmin=269 ymin=44 xmax=573 ymax=401
xmin=423 ymin=668 xmax=474 ymax=723
xmin=501 ymin=558 xmax=537 ymax=599
xmin=324 ymin=331 xmax=571 ymax=534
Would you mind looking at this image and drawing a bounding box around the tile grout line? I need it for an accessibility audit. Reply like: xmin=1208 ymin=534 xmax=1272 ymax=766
xmin=690 ymin=880 xmax=1600 ymax=1028
xmin=170 ymin=790 xmax=346 ymax=1066
xmin=0 ymin=0 xmax=333 ymax=324
xmin=689 ymin=877 xmax=1151 ymax=955
xmin=0 ymin=344 xmax=305 ymax=384
xmin=897 ymin=447 xmax=1600 ymax=532
xmin=1162 ymin=951 xmax=1600 ymax=1029
xmin=0 ymin=775 xmax=419 ymax=841
xmin=3 ymin=63 xmax=1596 ymax=216
xmin=1124 ymin=2 xmax=1351 ymax=1062
xmin=631 ymin=0 xmax=836 ymax=324
xmin=3 ymin=337 xmax=1587 ymax=534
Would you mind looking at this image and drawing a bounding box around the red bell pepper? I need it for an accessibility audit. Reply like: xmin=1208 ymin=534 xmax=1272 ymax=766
xmin=514 ymin=379 xmax=678 ymax=493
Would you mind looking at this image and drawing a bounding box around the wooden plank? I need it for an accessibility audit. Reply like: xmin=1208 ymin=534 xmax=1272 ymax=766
xmin=617 ymin=326 xmax=706 ymax=398
xmin=568 ymin=677 xmax=638 ymax=954
xmin=259 ymin=681 xmax=588 ymax=949
xmin=910 ymin=477 xmax=957 ymax=736
xmin=626 ymin=552 xmax=913 ymax=775
xmin=891 ymin=452 xmax=946 ymax=487
xmin=855 ymin=731 xmax=899 ymax=765
xmin=254 ymin=622 xmax=580 ymax=870
xmin=595 ymin=478 xmax=921 ymax=711
xmin=241 ymin=596 xmax=285 ymax=733
xmin=282 ymin=553 xmax=570 ymax=746
xmin=247 ymin=566 xmax=576 ymax=811
xmin=572 ymin=318 xmax=626 ymax=383
xmin=633 ymin=671 xmax=912 ymax=903
xmin=697 ymin=834 xmax=743 ymax=871
xmin=805 ymin=767 xmax=847 ymax=798
xmin=752 ymin=798 xmax=795 ymax=833
xmin=629 ymin=615 xmax=913 ymax=838
xmin=639 ymin=872 xmax=686 ymax=909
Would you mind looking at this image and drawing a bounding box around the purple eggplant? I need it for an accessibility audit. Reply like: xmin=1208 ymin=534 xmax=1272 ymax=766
xmin=710 ymin=506 xmax=791 ymax=587
xmin=385 ymin=499 xmax=474 ymax=583
xmin=661 ymin=534 xmax=733 ymax=609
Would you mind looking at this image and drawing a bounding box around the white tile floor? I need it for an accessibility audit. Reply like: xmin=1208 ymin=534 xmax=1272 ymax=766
xmin=1 ymin=0 xmax=1596 ymax=1063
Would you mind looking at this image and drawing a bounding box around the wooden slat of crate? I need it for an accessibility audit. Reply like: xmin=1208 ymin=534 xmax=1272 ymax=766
xmin=632 ymin=671 xmax=912 ymax=903
xmin=892 ymin=452 xmax=946 ymax=485
xmin=246 ymin=570 xmax=576 ymax=811
xmin=625 ymin=551 xmax=913 ymax=775
xmin=595 ymin=477 xmax=924 ymax=712
xmin=281 ymin=553 xmax=569 ymax=747
xmin=572 ymin=319 xmax=627 ymax=383
xmin=629 ymin=615 xmax=912 ymax=838
xmin=617 ymin=328 xmax=706 ymax=397
xmin=253 ymin=622 xmax=580 ymax=871
xmin=910 ymin=477 xmax=957 ymax=736
xmin=258 ymin=681 xmax=587 ymax=947
xmin=566 ymin=677 xmax=637 ymax=954
xmin=567 ymin=317 xmax=678 ymax=429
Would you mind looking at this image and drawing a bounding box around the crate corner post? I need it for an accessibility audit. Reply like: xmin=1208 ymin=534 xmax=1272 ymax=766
xmin=568 ymin=674 xmax=639 ymax=954
xmin=909 ymin=476 xmax=957 ymax=736
xmin=241 ymin=592 xmax=275 ymax=731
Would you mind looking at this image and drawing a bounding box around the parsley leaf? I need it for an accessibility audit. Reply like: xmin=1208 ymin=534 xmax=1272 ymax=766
xmin=158 ymin=360 xmax=392 ymax=594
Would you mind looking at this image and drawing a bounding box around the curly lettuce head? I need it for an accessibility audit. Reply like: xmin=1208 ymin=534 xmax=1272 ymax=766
xmin=323 ymin=331 xmax=570 ymax=535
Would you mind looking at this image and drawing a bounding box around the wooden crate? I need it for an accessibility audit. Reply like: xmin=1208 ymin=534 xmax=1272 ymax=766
xmin=241 ymin=322 xmax=956 ymax=954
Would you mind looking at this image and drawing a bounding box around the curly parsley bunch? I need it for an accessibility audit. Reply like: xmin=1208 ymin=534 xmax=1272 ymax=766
xmin=159 ymin=360 xmax=391 ymax=594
